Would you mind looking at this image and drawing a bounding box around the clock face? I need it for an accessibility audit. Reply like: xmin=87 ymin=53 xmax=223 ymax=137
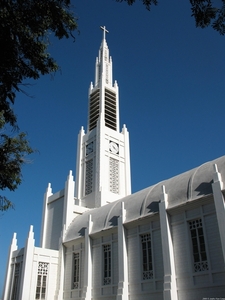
xmin=109 ymin=141 xmax=119 ymax=154
xmin=86 ymin=142 xmax=93 ymax=156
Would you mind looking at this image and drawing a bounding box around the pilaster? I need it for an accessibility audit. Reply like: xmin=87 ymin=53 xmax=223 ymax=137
xmin=19 ymin=225 xmax=35 ymax=300
xmin=63 ymin=170 xmax=75 ymax=230
xmin=117 ymin=202 xmax=128 ymax=300
xmin=95 ymin=113 xmax=105 ymax=207
xmin=159 ymin=185 xmax=178 ymax=300
xmin=114 ymin=80 xmax=120 ymax=131
xmin=122 ymin=124 xmax=131 ymax=195
xmin=212 ymin=163 xmax=225 ymax=263
xmin=40 ymin=183 xmax=52 ymax=248
xmin=54 ymin=227 xmax=66 ymax=300
xmin=75 ymin=126 xmax=85 ymax=200
xmin=2 ymin=233 xmax=18 ymax=300
xmin=81 ymin=214 xmax=93 ymax=300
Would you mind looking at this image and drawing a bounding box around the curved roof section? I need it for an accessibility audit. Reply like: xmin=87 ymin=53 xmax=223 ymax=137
xmin=64 ymin=155 xmax=225 ymax=243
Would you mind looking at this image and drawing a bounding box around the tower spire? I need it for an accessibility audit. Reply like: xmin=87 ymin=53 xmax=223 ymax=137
xmin=75 ymin=27 xmax=131 ymax=208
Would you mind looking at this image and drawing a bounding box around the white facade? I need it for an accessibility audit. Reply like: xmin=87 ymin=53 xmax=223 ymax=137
xmin=2 ymin=27 xmax=225 ymax=300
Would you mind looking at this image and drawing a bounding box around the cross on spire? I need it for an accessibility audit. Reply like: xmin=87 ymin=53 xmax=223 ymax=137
xmin=100 ymin=26 xmax=109 ymax=40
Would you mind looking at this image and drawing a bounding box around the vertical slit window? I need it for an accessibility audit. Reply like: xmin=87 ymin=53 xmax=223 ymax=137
xmin=141 ymin=233 xmax=153 ymax=280
xmin=72 ymin=253 xmax=80 ymax=289
xmin=35 ymin=262 xmax=49 ymax=299
xmin=11 ymin=263 xmax=21 ymax=300
xmin=103 ymin=244 xmax=111 ymax=285
xmin=189 ymin=219 xmax=208 ymax=272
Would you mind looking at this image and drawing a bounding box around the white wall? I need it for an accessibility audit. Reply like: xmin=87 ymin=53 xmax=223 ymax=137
xmin=171 ymin=197 xmax=225 ymax=300
xmin=45 ymin=195 xmax=64 ymax=250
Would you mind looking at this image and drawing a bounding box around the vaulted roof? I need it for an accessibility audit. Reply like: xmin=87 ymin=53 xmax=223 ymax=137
xmin=64 ymin=155 xmax=225 ymax=243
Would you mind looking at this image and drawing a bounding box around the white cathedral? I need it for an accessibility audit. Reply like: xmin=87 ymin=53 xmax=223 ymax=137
xmin=2 ymin=27 xmax=225 ymax=300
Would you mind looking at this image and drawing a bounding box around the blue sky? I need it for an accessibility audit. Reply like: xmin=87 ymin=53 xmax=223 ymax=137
xmin=1 ymin=0 xmax=225 ymax=294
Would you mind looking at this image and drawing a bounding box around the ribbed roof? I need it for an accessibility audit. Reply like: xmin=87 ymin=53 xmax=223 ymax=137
xmin=64 ymin=156 xmax=225 ymax=243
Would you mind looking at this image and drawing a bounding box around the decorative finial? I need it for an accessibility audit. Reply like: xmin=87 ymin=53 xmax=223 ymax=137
xmin=100 ymin=25 xmax=109 ymax=40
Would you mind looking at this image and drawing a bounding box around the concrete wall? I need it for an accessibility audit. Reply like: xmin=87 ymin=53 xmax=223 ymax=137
xmin=45 ymin=193 xmax=64 ymax=250
xmin=63 ymin=196 xmax=225 ymax=300
xmin=171 ymin=197 xmax=225 ymax=300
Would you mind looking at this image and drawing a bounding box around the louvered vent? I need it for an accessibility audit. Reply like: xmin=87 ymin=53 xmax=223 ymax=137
xmin=105 ymin=88 xmax=117 ymax=130
xmin=89 ymin=89 xmax=100 ymax=131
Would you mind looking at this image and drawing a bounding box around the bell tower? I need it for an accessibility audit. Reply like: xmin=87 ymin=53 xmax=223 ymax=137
xmin=75 ymin=26 xmax=131 ymax=208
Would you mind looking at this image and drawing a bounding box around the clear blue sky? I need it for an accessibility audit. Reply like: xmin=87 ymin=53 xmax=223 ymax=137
xmin=1 ymin=0 xmax=225 ymax=294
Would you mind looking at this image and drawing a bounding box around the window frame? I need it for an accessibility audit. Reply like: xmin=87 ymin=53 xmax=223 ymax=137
xmin=188 ymin=218 xmax=208 ymax=272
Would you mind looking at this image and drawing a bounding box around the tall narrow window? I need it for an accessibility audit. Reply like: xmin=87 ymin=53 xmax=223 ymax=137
xmin=73 ymin=253 xmax=80 ymax=289
xmin=141 ymin=233 xmax=153 ymax=280
xmin=189 ymin=219 xmax=208 ymax=272
xmin=35 ymin=262 xmax=49 ymax=299
xmin=103 ymin=244 xmax=111 ymax=285
xmin=11 ymin=263 xmax=21 ymax=300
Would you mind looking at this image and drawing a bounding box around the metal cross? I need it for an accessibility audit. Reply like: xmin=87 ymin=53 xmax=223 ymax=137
xmin=100 ymin=26 xmax=109 ymax=40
